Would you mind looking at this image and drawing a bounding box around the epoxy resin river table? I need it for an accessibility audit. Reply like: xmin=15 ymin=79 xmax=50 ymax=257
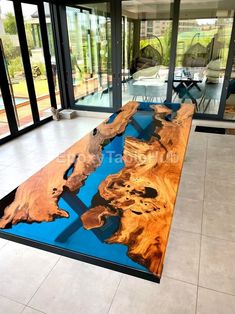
xmin=0 ymin=102 xmax=194 ymax=282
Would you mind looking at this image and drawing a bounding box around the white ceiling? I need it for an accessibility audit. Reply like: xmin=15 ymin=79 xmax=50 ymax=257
xmin=122 ymin=0 xmax=235 ymax=18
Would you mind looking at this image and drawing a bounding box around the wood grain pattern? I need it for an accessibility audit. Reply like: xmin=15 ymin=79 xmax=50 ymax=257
xmin=0 ymin=102 xmax=138 ymax=228
xmin=81 ymin=104 xmax=194 ymax=277
xmin=0 ymin=101 xmax=194 ymax=280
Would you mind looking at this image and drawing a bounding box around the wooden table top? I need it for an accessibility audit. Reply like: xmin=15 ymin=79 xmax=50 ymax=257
xmin=0 ymin=101 xmax=194 ymax=281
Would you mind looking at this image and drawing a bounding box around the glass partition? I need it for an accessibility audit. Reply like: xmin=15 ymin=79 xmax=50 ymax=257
xmin=224 ymin=53 xmax=235 ymax=120
xmin=173 ymin=0 xmax=234 ymax=115
xmin=0 ymin=87 xmax=10 ymax=139
xmin=66 ymin=3 xmax=112 ymax=108
xmin=21 ymin=3 xmax=53 ymax=120
xmin=44 ymin=2 xmax=61 ymax=109
xmin=0 ymin=0 xmax=33 ymax=130
xmin=122 ymin=0 xmax=174 ymax=104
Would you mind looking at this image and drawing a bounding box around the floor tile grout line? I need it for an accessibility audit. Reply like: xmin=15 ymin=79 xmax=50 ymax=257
xmin=175 ymin=195 xmax=205 ymax=203
xmin=0 ymin=240 xmax=9 ymax=251
xmin=23 ymin=255 xmax=62 ymax=310
xmin=203 ymin=197 xmax=235 ymax=207
xmin=171 ymin=227 xmax=202 ymax=236
xmin=163 ymin=275 xmax=198 ymax=287
xmin=1 ymin=121 xmax=234 ymax=312
xmin=106 ymin=275 xmax=123 ymax=314
xmin=21 ymin=305 xmax=46 ymax=314
xmin=0 ymin=293 xmax=27 ymax=307
xmin=195 ymin=216 xmax=203 ymax=314
xmin=200 ymin=233 xmax=235 ymax=244
xmin=195 ymin=136 xmax=208 ymax=314
xmin=198 ymin=284 xmax=235 ymax=298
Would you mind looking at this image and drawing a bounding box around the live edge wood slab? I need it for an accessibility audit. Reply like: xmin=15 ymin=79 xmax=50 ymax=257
xmin=0 ymin=101 xmax=194 ymax=280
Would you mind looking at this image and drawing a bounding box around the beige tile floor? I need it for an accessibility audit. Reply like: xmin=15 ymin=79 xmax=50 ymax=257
xmin=0 ymin=116 xmax=235 ymax=313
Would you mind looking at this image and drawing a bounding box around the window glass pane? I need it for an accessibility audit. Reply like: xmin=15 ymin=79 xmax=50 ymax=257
xmin=122 ymin=0 xmax=173 ymax=104
xmin=44 ymin=2 xmax=61 ymax=109
xmin=173 ymin=0 xmax=234 ymax=115
xmin=66 ymin=3 xmax=112 ymax=108
xmin=21 ymin=3 xmax=53 ymax=120
xmin=0 ymin=87 xmax=10 ymax=139
xmin=224 ymin=52 xmax=235 ymax=120
xmin=0 ymin=0 xmax=33 ymax=129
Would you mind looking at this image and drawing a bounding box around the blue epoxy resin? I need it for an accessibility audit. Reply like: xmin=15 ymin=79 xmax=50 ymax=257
xmin=1 ymin=102 xmax=181 ymax=275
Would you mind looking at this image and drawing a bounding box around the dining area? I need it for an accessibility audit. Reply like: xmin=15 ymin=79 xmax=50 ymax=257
xmin=126 ymin=66 xmax=224 ymax=115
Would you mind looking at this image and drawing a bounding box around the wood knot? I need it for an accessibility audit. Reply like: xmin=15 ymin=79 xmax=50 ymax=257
xmin=93 ymin=128 xmax=97 ymax=136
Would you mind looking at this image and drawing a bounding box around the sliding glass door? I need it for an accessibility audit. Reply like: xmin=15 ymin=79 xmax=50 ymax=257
xmin=0 ymin=0 xmax=60 ymax=143
xmin=2 ymin=0 xmax=234 ymax=128
xmin=66 ymin=2 xmax=113 ymax=109
xmin=121 ymin=0 xmax=174 ymax=104
xmin=223 ymin=48 xmax=235 ymax=120
xmin=0 ymin=0 xmax=33 ymax=135
xmin=21 ymin=2 xmax=59 ymax=120
xmin=172 ymin=0 xmax=234 ymax=116
xmin=0 ymin=86 xmax=11 ymax=139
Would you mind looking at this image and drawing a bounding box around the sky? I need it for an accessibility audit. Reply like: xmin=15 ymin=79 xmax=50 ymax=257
xmin=0 ymin=0 xmax=36 ymax=18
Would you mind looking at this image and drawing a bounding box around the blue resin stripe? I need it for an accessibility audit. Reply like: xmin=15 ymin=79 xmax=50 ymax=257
xmin=2 ymin=103 xmax=180 ymax=273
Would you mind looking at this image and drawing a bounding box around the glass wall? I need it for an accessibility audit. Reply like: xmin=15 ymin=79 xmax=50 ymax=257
xmin=122 ymin=0 xmax=173 ymax=104
xmin=173 ymin=0 xmax=234 ymax=115
xmin=1 ymin=0 xmax=235 ymax=142
xmin=66 ymin=3 xmax=112 ymax=108
xmin=44 ymin=2 xmax=61 ymax=109
xmin=21 ymin=3 xmax=52 ymax=120
xmin=224 ymin=53 xmax=235 ymax=120
xmin=0 ymin=87 xmax=10 ymax=139
xmin=0 ymin=0 xmax=33 ymax=130
xmin=0 ymin=1 xmax=61 ymax=143
xmin=122 ymin=17 xmax=134 ymax=73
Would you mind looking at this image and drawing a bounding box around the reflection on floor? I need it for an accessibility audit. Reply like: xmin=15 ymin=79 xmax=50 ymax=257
xmin=0 ymin=115 xmax=235 ymax=313
xmin=76 ymin=80 xmax=222 ymax=116
xmin=224 ymin=103 xmax=235 ymax=120
xmin=75 ymin=90 xmax=113 ymax=108
xmin=75 ymin=87 xmax=134 ymax=108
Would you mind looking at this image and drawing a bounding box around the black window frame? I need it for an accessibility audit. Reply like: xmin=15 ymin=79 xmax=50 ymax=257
xmin=1 ymin=0 xmax=235 ymax=146
xmin=0 ymin=0 xmax=62 ymax=145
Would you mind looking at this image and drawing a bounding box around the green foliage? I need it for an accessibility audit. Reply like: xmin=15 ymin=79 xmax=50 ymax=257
xmin=161 ymin=26 xmax=172 ymax=66
xmin=1 ymin=36 xmax=14 ymax=59
xmin=8 ymin=64 xmax=15 ymax=78
xmin=3 ymin=12 xmax=17 ymax=35
xmin=139 ymin=25 xmax=172 ymax=67
xmin=0 ymin=35 xmax=20 ymax=60
xmin=25 ymin=24 xmax=34 ymax=52
xmin=175 ymin=25 xmax=232 ymax=66
xmin=139 ymin=23 xmax=232 ymax=68
xmin=11 ymin=56 xmax=23 ymax=72
xmin=8 ymin=56 xmax=24 ymax=78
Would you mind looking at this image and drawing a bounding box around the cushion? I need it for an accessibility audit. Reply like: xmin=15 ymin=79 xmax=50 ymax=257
xmin=207 ymin=76 xmax=220 ymax=84
xmin=133 ymin=66 xmax=160 ymax=80
xmin=207 ymin=59 xmax=221 ymax=71
xmin=207 ymin=69 xmax=220 ymax=78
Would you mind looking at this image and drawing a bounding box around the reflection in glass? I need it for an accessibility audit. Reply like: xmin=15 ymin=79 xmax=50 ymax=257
xmin=122 ymin=0 xmax=173 ymax=104
xmin=44 ymin=2 xmax=61 ymax=109
xmin=0 ymin=87 xmax=10 ymax=139
xmin=66 ymin=3 xmax=112 ymax=108
xmin=173 ymin=0 xmax=234 ymax=115
xmin=224 ymin=53 xmax=235 ymax=120
xmin=21 ymin=3 xmax=56 ymax=119
xmin=0 ymin=0 xmax=33 ymax=130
